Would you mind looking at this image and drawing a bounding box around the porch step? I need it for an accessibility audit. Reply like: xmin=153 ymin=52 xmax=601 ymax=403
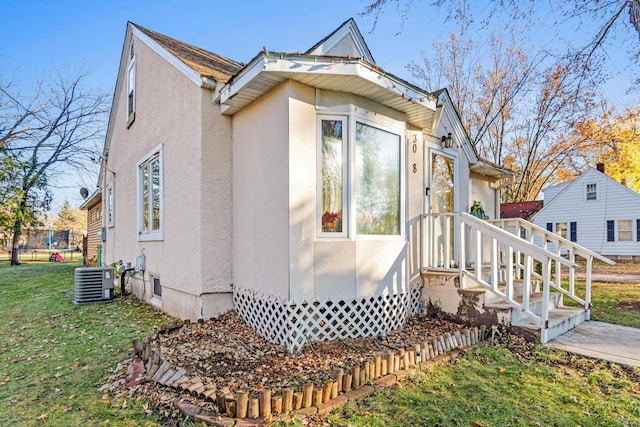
xmin=511 ymin=306 xmax=587 ymax=342
xmin=484 ymin=292 xmax=563 ymax=323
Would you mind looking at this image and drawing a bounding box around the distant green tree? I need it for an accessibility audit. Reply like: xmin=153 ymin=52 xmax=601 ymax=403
xmin=54 ymin=200 xmax=77 ymax=230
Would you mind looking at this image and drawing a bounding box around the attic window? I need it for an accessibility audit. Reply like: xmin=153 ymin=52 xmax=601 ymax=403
xmin=585 ymin=183 xmax=597 ymax=201
xmin=129 ymin=41 xmax=134 ymax=59
xmin=127 ymin=60 xmax=136 ymax=126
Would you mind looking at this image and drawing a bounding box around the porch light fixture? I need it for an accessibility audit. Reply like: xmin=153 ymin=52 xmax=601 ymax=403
xmin=441 ymin=132 xmax=454 ymax=148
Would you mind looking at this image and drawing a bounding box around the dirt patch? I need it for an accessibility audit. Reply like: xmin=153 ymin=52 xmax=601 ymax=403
xmin=615 ymin=300 xmax=640 ymax=311
xmin=571 ymin=260 xmax=640 ymax=284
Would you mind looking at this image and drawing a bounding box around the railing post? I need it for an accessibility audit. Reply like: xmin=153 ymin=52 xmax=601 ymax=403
xmin=523 ymin=254 xmax=531 ymax=313
xmin=432 ymin=214 xmax=437 ymax=269
xmin=491 ymin=237 xmax=498 ymax=292
xmin=475 ymin=229 xmax=482 ymax=280
xmin=506 ymin=246 xmax=514 ymax=301
xmin=459 ymin=217 xmax=466 ymax=289
xmin=585 ymin=256 xmax=593 ymax=320
xmin=555 ymin=247 xmax=561 ymax=294
xmin=541 ymin=258 xmax=551 ymax=343
xmin=569 ymin=248 xmax=575 ymax=296
xmin=444 ymin=215 xmax=451 ymax=268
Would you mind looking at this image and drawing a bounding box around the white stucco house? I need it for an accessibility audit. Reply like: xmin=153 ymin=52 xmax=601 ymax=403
xmin=100 ymin=19 xmax=606 ymax=349
xmin=532 ymin=164 xmax=640 ymax=260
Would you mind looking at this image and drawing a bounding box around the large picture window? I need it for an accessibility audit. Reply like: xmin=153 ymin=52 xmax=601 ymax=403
xmin=318 ymin=115 xmax=402 ymax=238
xmin=355 ymin=122 xmax=400 ymax=235
xmin=138 ymin=146 xmax=163 ymax=240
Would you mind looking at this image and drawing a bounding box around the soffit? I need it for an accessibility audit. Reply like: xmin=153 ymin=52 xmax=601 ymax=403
xmin=220 ymin=54 xmax=437 ymax=129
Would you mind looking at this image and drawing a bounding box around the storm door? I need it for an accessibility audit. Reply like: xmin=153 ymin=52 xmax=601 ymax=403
xmin=427 ymin=151 xmax=457 ymax=268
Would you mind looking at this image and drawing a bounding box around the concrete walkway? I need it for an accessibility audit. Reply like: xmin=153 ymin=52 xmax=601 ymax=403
xmin=547 ymin=321 xmax=640 ymax=368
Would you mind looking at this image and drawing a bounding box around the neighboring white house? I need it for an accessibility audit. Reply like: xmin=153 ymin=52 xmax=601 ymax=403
xmin=532 ymin=165 xmax=640 ymax=260
xmin=99 ymin=18 xmax=520 ymax=350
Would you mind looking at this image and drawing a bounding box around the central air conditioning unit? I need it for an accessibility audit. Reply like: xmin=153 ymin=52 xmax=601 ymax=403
xmin=74 ymin=267 xmax=115 ymax=305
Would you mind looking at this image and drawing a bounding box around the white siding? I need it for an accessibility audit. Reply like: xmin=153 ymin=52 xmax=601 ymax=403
xmin=533 ymin=168 xmax=640 ymax=256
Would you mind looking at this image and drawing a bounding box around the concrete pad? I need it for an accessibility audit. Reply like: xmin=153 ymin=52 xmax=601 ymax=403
xmin=547 ymin=321 xmax=640 ymax=368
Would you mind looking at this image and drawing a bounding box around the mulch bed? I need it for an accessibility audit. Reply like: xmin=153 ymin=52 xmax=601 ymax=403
xmin=100 ymin=310 xmax=473 ymax=424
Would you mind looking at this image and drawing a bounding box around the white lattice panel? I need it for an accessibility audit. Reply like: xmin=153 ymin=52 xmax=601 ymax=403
xmin=233 ymin=282 xmax=423 ymax=352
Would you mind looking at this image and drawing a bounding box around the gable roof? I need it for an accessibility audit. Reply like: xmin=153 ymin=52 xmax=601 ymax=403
xmin=130 ymin=22 xmax=243 ymax=83
xmin=306 ymin=18 xmax=375 ymax=63
xmin=433 ymin=88 xmax=512 ymax=178
xmin=531 ymin=167 xmax=640 ymax=221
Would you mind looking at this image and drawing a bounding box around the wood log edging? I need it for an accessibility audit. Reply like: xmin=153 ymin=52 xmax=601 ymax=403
xmin=135 ymin=323 xmax=491 ymax=424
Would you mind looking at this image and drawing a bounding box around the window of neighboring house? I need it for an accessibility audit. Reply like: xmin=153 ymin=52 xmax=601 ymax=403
xmin=555 ymin=222 xmax=567 ymax=239
xmin=106 ymin=183 xmax=114 ymax=227
xmin=137 ymin=145 xmax=163 ymax=240
xmin=570 ymin=221 xmax=577 ymax=242
xmin=586 ymin=183 xmax=597 ymax=201
xmin=618 ymin=219 xmax=633 ymax=241
xmin=127 ymin=59 xmax=136 ymax=125
xmin=318 ymin=116 xmax=402 ymax=237
xmin=606 ymin=220 xmax=615 ymax=242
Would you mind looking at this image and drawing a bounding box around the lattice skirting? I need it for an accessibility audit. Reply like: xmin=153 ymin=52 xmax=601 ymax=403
xmin=233 ymin=280 xmax=423 ymax=352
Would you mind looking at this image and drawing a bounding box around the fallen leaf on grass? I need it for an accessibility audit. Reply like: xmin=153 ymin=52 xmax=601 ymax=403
xmin=499 ymin=367 xmax=506 ymax=373
xmin=474 ymin=421 xmax=485 ymax=426
xmin=64 ymin=406 xmax=72 ymax=413
xmin=121 ymin=399 xmax=127 ymax=409
xmin=38 ymin=414 xmax=48 ymax=420
xmin=449 ymin=382 xmax=456 ymax=387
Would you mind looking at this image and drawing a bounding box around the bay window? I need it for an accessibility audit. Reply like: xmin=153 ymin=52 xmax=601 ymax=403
xmin=318 ymin=115 xmax=403 ymax=238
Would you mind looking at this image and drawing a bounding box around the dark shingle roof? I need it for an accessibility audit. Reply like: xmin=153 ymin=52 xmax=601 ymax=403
xmin=131 ymin=23 xmax=243 ymax=83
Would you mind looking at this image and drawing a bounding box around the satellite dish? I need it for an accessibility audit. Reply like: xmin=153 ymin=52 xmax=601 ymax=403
xmin=80 ymin=187 xmax=89 ymax=199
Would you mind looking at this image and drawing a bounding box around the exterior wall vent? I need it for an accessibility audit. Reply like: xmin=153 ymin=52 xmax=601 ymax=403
xmin=74 ymin=267 xmax=115 ymax=305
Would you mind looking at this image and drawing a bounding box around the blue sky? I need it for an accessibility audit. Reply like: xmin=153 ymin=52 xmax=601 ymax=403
xmin=1 ymin=0 xmax=637 ymax=214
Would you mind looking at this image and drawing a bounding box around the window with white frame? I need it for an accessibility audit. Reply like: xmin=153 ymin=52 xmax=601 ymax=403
xmin=318 ymin=115 xmax=402 ymax=237
xmin=127 ymin=59 xmax=136 ymax=124
xmin=106 ymin=183 xmax=114 ymax=227
xmin=138 ymin=146 xmax=163 ymax=240
xmin=618 ymin=219 xmax=633 ymax=241
xmin=585 ymin=183 xmax=597 ymax=201
xmin=555 ymin=222 xmax=567 ymax=239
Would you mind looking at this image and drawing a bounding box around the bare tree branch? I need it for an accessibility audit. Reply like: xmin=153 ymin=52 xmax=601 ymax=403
xmin=0 ymin=71 xmax=109 ymax=265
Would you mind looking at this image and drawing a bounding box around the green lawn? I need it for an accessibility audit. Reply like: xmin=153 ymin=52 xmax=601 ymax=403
xmin=319 ymin=346 xmax=640 ymax=427
xmin=565 ymin=281 xmax=640 ymax=328
xmin=1 ymin=262 xmax=639 ymax=427
xmin=0 ymin=261 xmax=171 ymax=426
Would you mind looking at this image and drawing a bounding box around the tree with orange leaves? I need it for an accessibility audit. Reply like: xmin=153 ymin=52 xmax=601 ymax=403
xmin=571 ymin=106 xmax=640 ymax=193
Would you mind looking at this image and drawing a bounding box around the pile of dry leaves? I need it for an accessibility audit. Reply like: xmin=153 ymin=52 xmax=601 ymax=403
xmin=100 ymin=311 xmax=475 ymax=422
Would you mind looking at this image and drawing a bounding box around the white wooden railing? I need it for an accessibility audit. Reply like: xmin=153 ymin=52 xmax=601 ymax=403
xmin=423 ymin=212 xmax=611 ymax=342
xmin=489 ymin=218 xmax=615 ymax=316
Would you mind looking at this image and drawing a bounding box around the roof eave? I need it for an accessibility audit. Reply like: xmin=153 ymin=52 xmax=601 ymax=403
xmin=470 ymin=161 xmax=514 ymax=179
xmin=219 ymin=52 xmax=438 ymax=128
